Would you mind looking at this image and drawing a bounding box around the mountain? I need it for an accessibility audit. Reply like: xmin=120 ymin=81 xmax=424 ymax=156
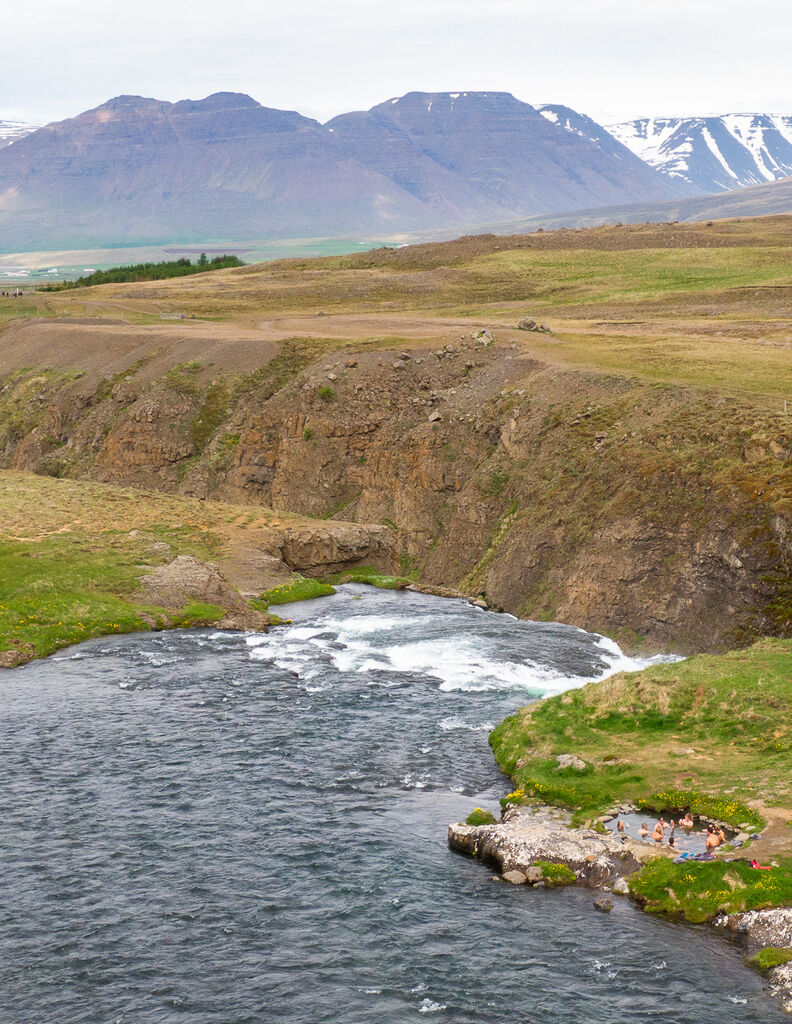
xmin=326 ymin=92 xmax=688 ymax=218
xmin=0 ymin=91 xmax=690 ymax=252
xmin=0 ymin=119 xmax=39 ymax=148
xmin=0 ymin=93 xmax=431 ymax=251
xmin=608 ymin=114 xmax=792 ymax=193
xmin=535 ymin=103 xmax=699 ymax=195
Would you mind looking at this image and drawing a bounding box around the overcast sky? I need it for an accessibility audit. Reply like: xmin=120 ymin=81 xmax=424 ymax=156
xmin=2 ymin=0 xmax=790 ymax=126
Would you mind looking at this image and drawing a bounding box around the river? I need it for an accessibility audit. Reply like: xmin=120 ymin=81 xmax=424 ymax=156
xmin=0 ymin=586 xmax=783 ymax=1022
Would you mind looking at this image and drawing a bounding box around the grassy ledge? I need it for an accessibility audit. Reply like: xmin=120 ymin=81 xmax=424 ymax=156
xmin=491 ymin=640 xmax=792 ymax=829
xmin=326 ymin=565 xmax=412 ymax=589
xmin=630 ymin=857 xmax=792 ymax=923
xmin=0 ymin=471 xmax=327 ymax=665
xmin=489 ymin=640 xmax=792 ymax=921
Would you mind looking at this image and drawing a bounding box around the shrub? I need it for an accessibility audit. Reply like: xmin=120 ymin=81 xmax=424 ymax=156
xmin=318 ymin=386 xmax=336 ymax=402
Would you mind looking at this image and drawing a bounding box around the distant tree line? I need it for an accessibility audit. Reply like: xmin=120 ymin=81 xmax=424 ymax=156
xmin=40 ymin=253 xmax=245 ymax=290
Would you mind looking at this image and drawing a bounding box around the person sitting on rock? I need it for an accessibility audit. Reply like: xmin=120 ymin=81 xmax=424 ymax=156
xmin=704 ymin=825 xmax=723 ymax=854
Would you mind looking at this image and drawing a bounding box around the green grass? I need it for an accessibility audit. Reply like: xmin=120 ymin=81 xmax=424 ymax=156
xmin=255 ymin=574 xmax=337 ymax=607
xmin=749 ymin=947 xmax=792 ymax=973
xmin=630 ymin=858 xmax=792 ymax=923
xmin=490 ymin=639 xmax=792 ymax=827
xmin=0 ymin=530 xmax=226 ymax=662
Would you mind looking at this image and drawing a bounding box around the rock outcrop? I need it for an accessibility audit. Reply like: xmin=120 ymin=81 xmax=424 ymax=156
xmin=448 ymin=805 xmax=658 ymax=887
xmin=2 ymin=321 xmax=791 ymax=652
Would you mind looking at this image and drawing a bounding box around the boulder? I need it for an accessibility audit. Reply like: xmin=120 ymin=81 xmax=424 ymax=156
xmin=612 ymin=878 xmax=630 ymax=895
xmin=556 ymin=753 xmax=587 ymax=771
xmin=594 ymin=898 xmax=613 ymax=912
xmin=502 ymin=870 xmax=527 ymax=885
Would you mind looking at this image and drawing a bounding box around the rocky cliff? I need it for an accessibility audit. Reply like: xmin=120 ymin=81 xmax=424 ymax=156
xmin=2 ymin=316 xmax=790 ymax=653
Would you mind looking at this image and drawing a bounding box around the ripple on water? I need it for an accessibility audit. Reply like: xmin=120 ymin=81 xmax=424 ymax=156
xmin=0 ymin=586 xmax=780 ymax=1023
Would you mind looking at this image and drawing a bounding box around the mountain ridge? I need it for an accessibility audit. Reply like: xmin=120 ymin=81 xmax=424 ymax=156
xmin=0 ymin=90 xmax=689 ymax=252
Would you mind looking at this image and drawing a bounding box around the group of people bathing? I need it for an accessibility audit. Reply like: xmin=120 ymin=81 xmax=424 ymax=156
xmin=614 ymin=812 xmax=726 ymax=852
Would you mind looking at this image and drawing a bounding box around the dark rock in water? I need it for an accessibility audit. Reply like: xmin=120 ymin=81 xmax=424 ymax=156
xmin=594 ymin=898 xmax=613 ymax=912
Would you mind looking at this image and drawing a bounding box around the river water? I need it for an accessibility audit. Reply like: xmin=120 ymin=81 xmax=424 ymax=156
xmin=0 ymin=586 xmax=783 ymax=1023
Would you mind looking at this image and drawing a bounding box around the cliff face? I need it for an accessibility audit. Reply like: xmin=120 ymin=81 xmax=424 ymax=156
xmin=2 ymin=319 xmax=790 ymax=653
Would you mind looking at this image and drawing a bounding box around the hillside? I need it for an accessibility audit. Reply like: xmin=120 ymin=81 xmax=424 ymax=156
xmin=0 ymin=91 xmax=688 ymax=252
xmin=1 ymin=215 xmax=791 ymax=653
xmin=485 ymin=174 xmax=792 ymax=234
xmin=609 ymin=114 xmax=792 ymax=193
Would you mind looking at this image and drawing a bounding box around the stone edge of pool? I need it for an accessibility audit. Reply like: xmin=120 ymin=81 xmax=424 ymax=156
xmin=449 ymin=805 xmax=792 ymax=1015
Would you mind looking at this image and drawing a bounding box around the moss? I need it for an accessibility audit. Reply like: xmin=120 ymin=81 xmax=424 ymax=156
xmin=256 ymin=574 xmax=337 ymax=607
xmin=749 ymin=947 xmax=792 ymax=974
xmin=327 ymin=565 xmax=410 ymax=589
xmin=192 ymin=381 xmax=230 ymax=451
xmin=466 ymin=808 xmax=497 ymax=826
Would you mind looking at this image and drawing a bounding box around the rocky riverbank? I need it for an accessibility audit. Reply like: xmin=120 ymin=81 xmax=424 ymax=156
xmin=0 ymin=471 xmax=394 ymax=667
xmin=450 ymin=805 xmax=792 ymax=1013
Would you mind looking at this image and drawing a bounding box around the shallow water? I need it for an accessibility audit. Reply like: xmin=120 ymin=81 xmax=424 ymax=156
xmin=0 ymin=586 xmax=783 ymax=1022
xmin=604 ymin=812 xmax=734 ymax=855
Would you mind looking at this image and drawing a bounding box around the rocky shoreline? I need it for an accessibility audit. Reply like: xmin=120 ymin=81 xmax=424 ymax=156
xmin=449 ymin=805 xmax=792 ymax=1014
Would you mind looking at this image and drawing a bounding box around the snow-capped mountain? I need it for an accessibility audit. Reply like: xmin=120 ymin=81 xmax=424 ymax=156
xmin=0 ymin=120 xmax=39 ymax=147
xmin=537 ymin=104 xmax=695 ymax=197
xmin=607 ymin=114 xmax=792 ymax=194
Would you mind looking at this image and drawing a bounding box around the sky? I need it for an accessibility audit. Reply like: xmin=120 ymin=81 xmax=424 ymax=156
xmin=2 ymin=0 xmax=791 ymax=126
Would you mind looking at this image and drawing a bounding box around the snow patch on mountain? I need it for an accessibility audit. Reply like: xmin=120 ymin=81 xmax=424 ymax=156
xmin=608 ymin=114 xmax=792 ymax=193
xmin=0 ymin=120 xmax=39 ymax=147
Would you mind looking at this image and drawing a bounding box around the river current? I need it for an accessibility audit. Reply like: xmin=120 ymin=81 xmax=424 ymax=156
xmin=0 ymin=586 xmax=783 ymax=1023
